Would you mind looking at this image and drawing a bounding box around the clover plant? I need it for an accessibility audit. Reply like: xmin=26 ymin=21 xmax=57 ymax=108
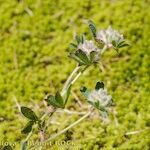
xmin=3 ymin=21 xmax=129 ymax=150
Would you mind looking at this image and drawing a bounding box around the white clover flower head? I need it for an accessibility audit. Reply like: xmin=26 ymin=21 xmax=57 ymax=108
xmin=96 ymin=26 xmax=124 ymax=48
xmin=78 ymin=40 xmax=98 ymax=55
xmin=88 ymin=88 xmax=112 ymax=107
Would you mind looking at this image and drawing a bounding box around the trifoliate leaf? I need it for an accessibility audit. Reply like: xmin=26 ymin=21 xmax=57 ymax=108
xmin=21 ymin=107 xmax=38 ymax=121
xmin=21 ymin=121 xmax=34 ymax=134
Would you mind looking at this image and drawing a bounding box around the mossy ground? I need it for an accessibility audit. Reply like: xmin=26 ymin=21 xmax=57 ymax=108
xmin=0 ymin=0 xmax=150 ymax=149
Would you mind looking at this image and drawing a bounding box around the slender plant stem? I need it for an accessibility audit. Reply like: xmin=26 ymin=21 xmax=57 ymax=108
xmin=21 ymin=46 xmax=103 ymax=148
xmin=29 ymin=108 xmax=93 ymax=150
xmin=61 ymin=64 xmax=89 ymax=97
xmin=61 ymin=65 xmax=80 ymax=95
xmin=45 ymin=111 xmax=91 ymax=141
xmin=22 ymin=64 xmax=88 ymax=148
xmin=25 ymin=131 xmax=33 ymax=142
xmin=71 ymin=65 xmax=89 ymax=85
xmin=100 ymin=45 xmax=107 ymax=55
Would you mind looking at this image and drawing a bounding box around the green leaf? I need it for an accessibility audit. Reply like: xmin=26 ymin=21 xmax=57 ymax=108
xmin=117 ymin=40 xmax=125 ymax=47
xmin=80 ymin=86 xmax=87 ymax=93
xmin=81 ymin=34 xmax=85 ymax=44
xmin=88 ymin=20 xmax=97 ymax=37
xmin=113 ymin=40 xmax=130 ymax=49
xmin=21 ymin=141 xmax=28 ymax=150
xmin=75 ymin=50 xmax=90 ymax=65
xmin=69 ymin=43 xmax=77 ymax=49
xmin=69 ymin=52 xmax=86 ymax=65
xmin=45 ymin=92 xmax=65 ymax=108
xmin=75 ymin=35 xmax=81 ymax=44
xmin=94 ymin=101 xmax=100 ymax=109
xmin=21 ymin=107 xmax=38 ymax=121
xmin=55 ymin=91 xmax=64 ymax=108
xmin=21 ymin=121 xmax=34 ymax=134
xmin=3 ymin=145 xmax=13 ymax=150
xmin=112 ymin=40 xmax=117 ymax=47
xmin=45 ymin=94 xmax=56 ymax=106
xmin=95 ymin=82 xmax=104 ymax=90
xmin=80 ymin=86 xmax=90 ymax=98
xmin=118 ymin=43 xmax=130 ymax=48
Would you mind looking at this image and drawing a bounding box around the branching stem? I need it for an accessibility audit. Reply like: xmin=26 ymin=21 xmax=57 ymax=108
xmin=29 ymin=107 xmax=93 ymax=150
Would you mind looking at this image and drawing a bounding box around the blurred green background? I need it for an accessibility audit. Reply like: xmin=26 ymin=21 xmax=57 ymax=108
xmin=0 ymin=0 xmax=150 ymax=149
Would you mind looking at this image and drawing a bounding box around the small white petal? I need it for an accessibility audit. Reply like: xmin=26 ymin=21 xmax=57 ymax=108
xmin=78 ymin=40 xmax=98 ymax=55
xmin=96 ymin=26 xmax=124 ymax=48
xmin=88 ymin=88 xmax=112 ymax=107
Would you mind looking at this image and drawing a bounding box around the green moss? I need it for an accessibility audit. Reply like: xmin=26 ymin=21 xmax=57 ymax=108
xmin=0 ymin=0 xmax=149 ymax=149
